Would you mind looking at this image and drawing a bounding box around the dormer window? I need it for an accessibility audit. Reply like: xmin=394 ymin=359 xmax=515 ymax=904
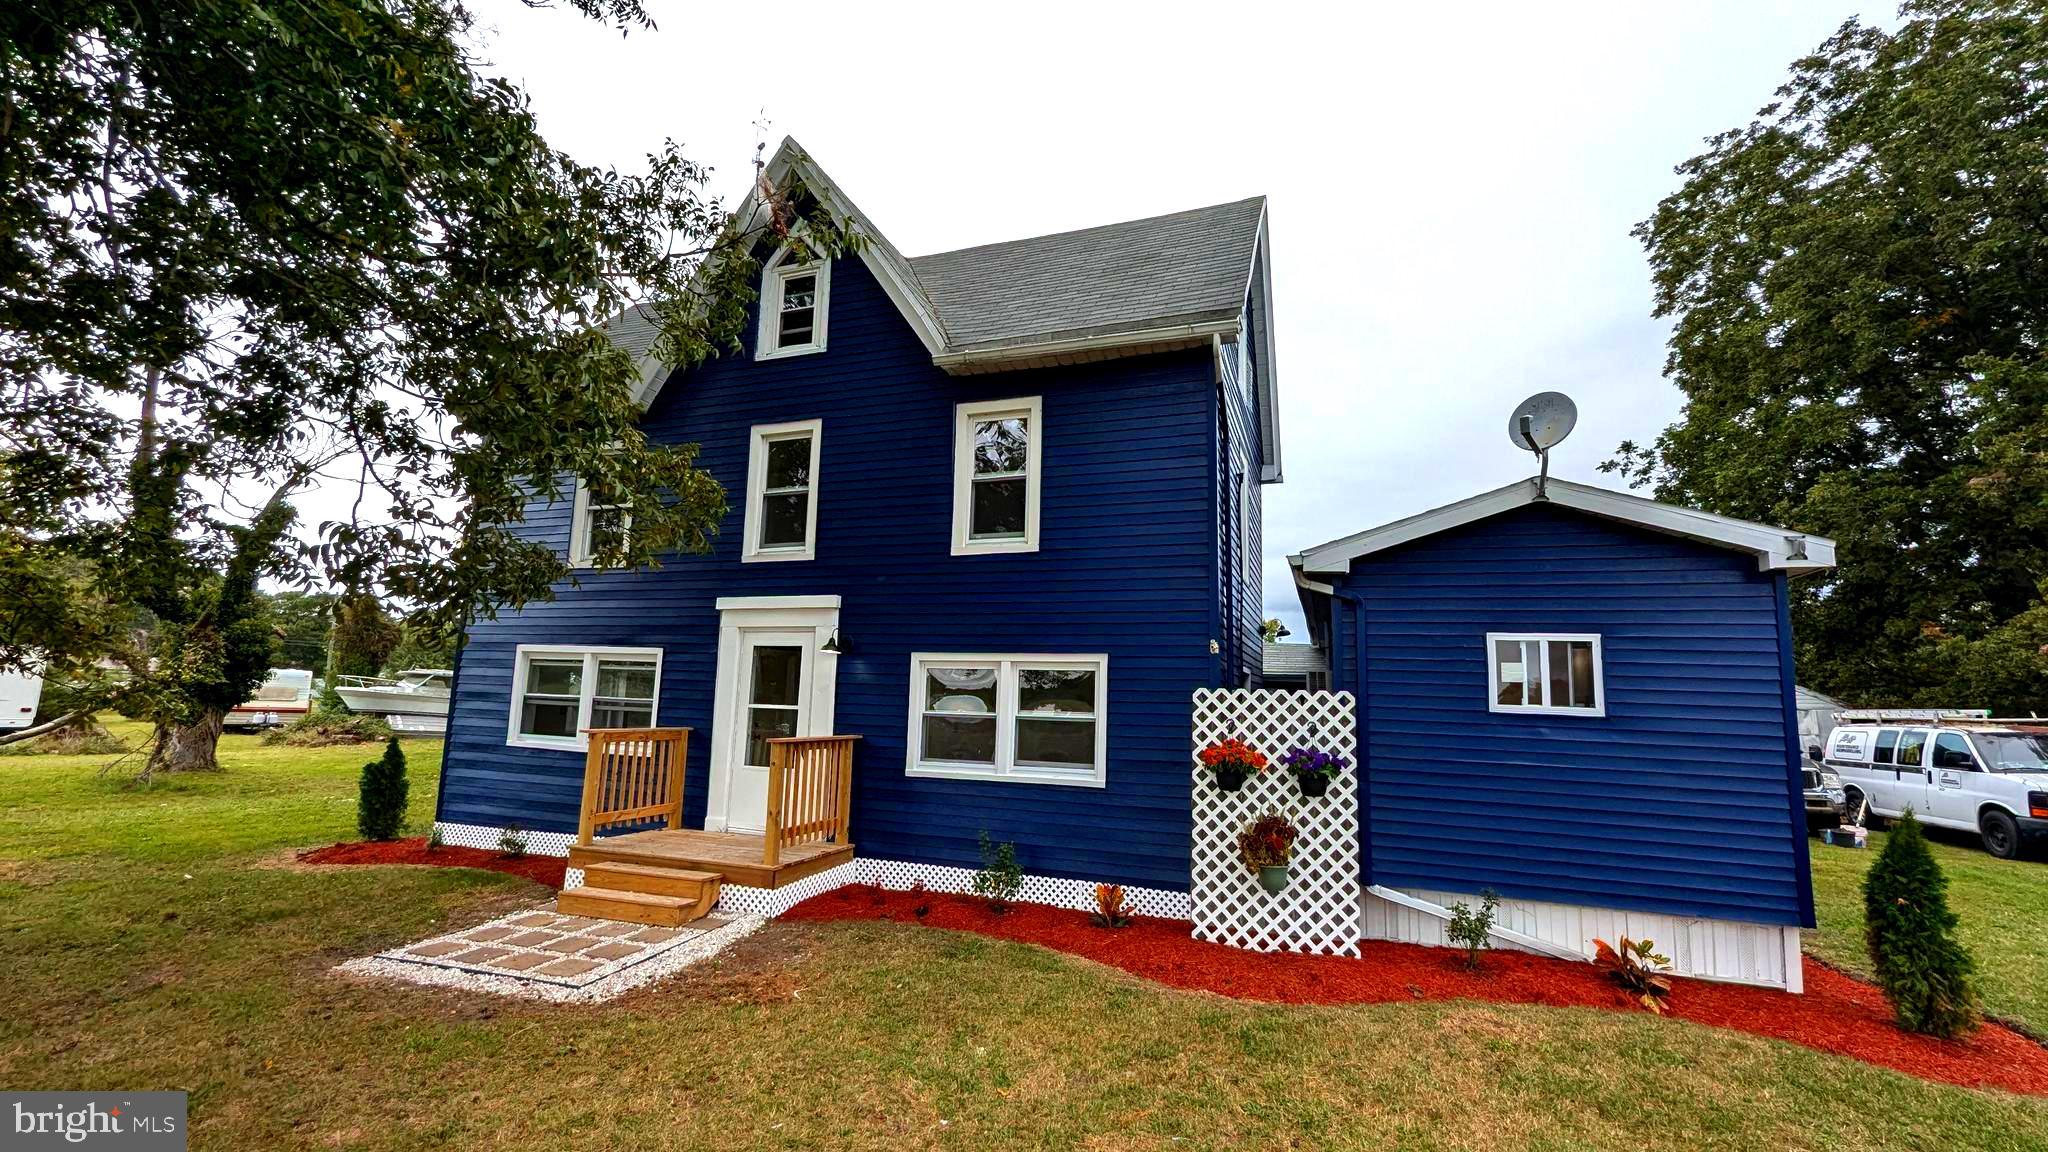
xmin=757 ymin=251 xmax=829 ymax=360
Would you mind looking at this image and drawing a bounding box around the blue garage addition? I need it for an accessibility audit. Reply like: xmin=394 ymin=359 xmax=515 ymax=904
xmin=1290 ymin=476 xmax=1836 ymax=987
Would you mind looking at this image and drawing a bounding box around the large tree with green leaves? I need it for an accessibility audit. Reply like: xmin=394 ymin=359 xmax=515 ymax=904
xmin=1 ymin=1 xmax=850 ymax=771
xmin=1612 ymin=0 xmax=2048 ymax=712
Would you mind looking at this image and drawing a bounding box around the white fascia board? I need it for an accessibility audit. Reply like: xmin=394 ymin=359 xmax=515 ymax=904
xmin=932 ymin=318 xmax=1241 ymax=374
xmin=1246 ymin=205 xmax=1282 ymax=485
xmin=1295 ymin=477 xmax=1837 ymax=576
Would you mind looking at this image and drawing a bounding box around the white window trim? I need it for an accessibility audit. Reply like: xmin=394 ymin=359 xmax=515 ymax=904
xmin=742 ymin=418 xmax=822 ymax=563
xmin=905 ymin=652 xmax=1107 ymax=788
xmin=505 ymin=644 xmax=664 ymax=751
xmin=568 ymin=476 xmax=630 ymax=569
xmin=951 ymin=395 xmax=1043 ymax=556
xmin=1485 ymin=632 xmax=1605 ymax=717
xmin=755 ymin=251 xmax=829 ymax=361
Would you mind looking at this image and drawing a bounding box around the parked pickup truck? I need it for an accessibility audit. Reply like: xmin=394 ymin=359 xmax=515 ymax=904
xmin=1801 ymin=762 xmax=1846 ymax=828
xmin=1822 ymin=711 xmax=2048 ymax=859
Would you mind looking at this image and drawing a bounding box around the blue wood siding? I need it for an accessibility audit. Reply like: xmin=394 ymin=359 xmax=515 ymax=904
xmin=1326 ymin=504 xmax=1811 ymax=927
xmin=1216 ymin=315 xmax=1265 ymax=685
xmin=438 ymin=254 xmax=1223 ymax=892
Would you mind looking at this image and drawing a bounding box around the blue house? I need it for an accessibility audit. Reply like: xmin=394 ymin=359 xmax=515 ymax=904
xmin=433 ymin=138 xmax=1279 ymax=921
xmin=1288 ymin=477 xmax=1835 ymax=990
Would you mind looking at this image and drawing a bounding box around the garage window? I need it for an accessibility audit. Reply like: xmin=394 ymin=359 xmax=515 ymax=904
xmin=1486 ymin=633 xmax=1603 ymax=717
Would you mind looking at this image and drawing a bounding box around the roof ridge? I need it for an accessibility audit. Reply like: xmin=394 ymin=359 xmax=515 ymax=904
xmin=907 ymin=195 xmax=1266 ymax=263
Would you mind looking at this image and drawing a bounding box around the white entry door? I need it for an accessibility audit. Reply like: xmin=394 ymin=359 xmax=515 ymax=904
xmin=723 ymin=630 xmax=813 ymax=833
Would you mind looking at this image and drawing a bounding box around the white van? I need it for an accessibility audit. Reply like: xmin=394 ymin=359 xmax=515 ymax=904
xmin=1823 ymin=710 xmax=2048 ymax=859
xmin=0 ymin=669 xmax=42 ymax=731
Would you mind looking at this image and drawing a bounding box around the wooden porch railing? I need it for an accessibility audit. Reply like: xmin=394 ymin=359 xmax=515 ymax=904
xmin=577 ymin=727 xmax=691 ymax=845
xmin=763 ymin=735 xmax=859 ymax=867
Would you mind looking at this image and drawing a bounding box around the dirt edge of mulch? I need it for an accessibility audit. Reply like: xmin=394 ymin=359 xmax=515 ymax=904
xmin=784 ymin=884 xmax=2048 ymax=1099
xmin=295 ymin=837 xmax=566 ymax=889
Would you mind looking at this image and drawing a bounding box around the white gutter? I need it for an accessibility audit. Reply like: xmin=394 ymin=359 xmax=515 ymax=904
xmin=932 ymin=318 xmax=1241 ymax=373
xmin=1366 ymin=885 xmax=1585 ymax=961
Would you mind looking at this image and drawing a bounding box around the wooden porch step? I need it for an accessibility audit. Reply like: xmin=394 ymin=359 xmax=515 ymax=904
xmin=582 ymin=861 xmax=722 ymax=902
xmin=555 ymin=886 xmax=712 ymax=928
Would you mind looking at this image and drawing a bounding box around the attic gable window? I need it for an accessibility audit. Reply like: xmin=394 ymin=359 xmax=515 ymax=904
xmin=756 ymin=251 xmax=829 ymax=360
xmin=951 ymin=396 xmax=1043 ymax=555
xmin=569 ymin=473 xmax=630 ymax=569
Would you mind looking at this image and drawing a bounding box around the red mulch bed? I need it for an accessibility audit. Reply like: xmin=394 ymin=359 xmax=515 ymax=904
xmin=786 ymin=885 xmax=2048 ymax=1097
xmin=295 ymin=837 xmax=566 ymax=889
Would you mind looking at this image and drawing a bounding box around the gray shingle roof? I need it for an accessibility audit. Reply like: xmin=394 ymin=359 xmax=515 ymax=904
xmin=601 ymin=303 xmax=662 ymax=361
xmin=908 ymin=197 xmax=1267 ymax=351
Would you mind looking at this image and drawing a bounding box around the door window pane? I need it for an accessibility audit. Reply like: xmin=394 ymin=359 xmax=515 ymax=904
xmin=750 ymin=646 xmax=803 ymax=707
xmin=746 ymin=706 xmax=798 ymax=767
xmin=923 ymin=715 xmax=997 ymax=764
xmin=1934 ymin=732 xmax=1976 ymax=769
xmin=1016 ymin=718 xmax=1095 ymax=767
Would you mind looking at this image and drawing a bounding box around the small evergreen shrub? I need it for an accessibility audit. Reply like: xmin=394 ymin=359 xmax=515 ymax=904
xmin=1446 ymin=889 xmax=1500 ymax=971
xmin=499 ymin=824 xmax=528 ymax=858
xmin=356 ymin=736 xmax=409 ymax=841
xmin=972 ymin=831 xmax=1022 ymax=913
xmin=425 ymin=825 xmax=444 ymax=854
xmin=1864 ymin=810 xmax=1978 ymax=1037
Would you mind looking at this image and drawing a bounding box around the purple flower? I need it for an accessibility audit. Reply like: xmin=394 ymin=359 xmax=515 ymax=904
xmin=1280 ymin=746 xmax=1349 ymax=778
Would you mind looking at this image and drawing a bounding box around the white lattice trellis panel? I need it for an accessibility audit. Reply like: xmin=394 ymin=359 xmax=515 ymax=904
xmin=1191 ymin=688 xmax=1360 ymax=956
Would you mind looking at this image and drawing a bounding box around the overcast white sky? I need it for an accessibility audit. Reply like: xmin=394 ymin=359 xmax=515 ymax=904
xmin=449 ymin=0 xmax=1882 ymax=635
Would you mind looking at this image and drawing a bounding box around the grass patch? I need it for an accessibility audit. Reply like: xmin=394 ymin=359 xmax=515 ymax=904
xmin=1808 ymin=826 xmax=2048 ymax=1035
xmin=2 ymin=735 xmax=2046 ymax=1148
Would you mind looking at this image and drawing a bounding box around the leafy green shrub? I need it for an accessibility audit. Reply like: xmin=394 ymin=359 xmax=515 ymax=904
xmin=425 ymin=825 xmax=444 ymax=854
xmin=263 ymin=708 xmax=392 ymax=747
xmin=499 ymin=824 xmax=528 ymax=858
xmin=1864 ymin=810 xmax=1978 ymax=1037
xmin=972 ymin=831 xmax=1022 ymax=913
xmin=1446 ymin=889 xmax=1500 ymax=970
xmin=356 ymin=736 xmax=409 ymax=841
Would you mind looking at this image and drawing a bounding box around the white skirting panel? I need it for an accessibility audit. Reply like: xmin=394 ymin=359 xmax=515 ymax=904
xmin=433 ymin=820 xmax=575 ymax=858
xmin=1361 ymin=886 xmax=1804 ymax=993
xmin=854 ymin=858 xmax=1191 ymax=920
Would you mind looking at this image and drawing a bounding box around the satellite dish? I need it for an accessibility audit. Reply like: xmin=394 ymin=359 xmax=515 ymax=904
xmin=1508 ymin=391 xmax=1577 ymax=452
xmin=1506 ymin=391 xmax=1577 ymax=497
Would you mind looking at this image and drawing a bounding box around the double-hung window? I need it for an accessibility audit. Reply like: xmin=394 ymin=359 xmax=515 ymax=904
xmin=756 ymin=253 xmax=829 ymax=359
xmin=743 ymin=419 xmax=821 ymax=562
xmin=907 ymin=653 xmax=1106 ymax=786
xmin=1486 ymin=633 xmax=1603 ymax=716
xmin=569 ymin=474 xmax=630 ymax=568
xmin=952 ymin=396 xmax=1042 ymax=555
xmin=507 ymin=646 xmax=662 ymax=749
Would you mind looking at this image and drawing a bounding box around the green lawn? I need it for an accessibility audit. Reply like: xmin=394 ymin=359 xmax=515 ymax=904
xmin=1808 ymin=825 xmax=2048 ymax=1035
xmin=3 ymin=734 xmax=2047 ymax=1150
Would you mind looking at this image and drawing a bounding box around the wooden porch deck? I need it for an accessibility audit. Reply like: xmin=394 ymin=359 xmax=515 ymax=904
xmin=568 ymin=829 xmax=853 ymax=890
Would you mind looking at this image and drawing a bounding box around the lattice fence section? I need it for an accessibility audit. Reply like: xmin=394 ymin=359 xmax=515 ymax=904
xmin=717 ymin=862 xmax=860 ymax=919
xmin=1191 ymin=688 xmax=1360 ymax=956
xmin=856 ymin=858 xmax=1191 ymax=920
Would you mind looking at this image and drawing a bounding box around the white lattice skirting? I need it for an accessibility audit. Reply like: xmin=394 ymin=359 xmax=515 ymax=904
xmin=1363 ymin=886 xmax=1805 ymax=992
xmin=852 ymin=859 xmax=1191 ymax=919
xmin=1191 ymin=688 xmax=1362 ymax=956
xmin=433 ymin=820 xmax=575 ymax=858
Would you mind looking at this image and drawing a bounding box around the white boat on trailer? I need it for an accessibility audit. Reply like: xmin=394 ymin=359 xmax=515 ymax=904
xmin=334 ymin=669 xmax=453 ymax=734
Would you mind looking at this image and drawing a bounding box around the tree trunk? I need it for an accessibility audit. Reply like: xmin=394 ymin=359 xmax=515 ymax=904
xmin=156 ymin=710 xmax=225 ymax=772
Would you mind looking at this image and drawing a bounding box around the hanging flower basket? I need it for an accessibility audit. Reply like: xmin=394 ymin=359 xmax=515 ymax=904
xmin=1199 ymin=739 xmax=1267 ymax=792
xmin=1238 ymin=812 xmax=1298 ymax=895
xmin=1278 ymin=745 xmax=1350 ymax=799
